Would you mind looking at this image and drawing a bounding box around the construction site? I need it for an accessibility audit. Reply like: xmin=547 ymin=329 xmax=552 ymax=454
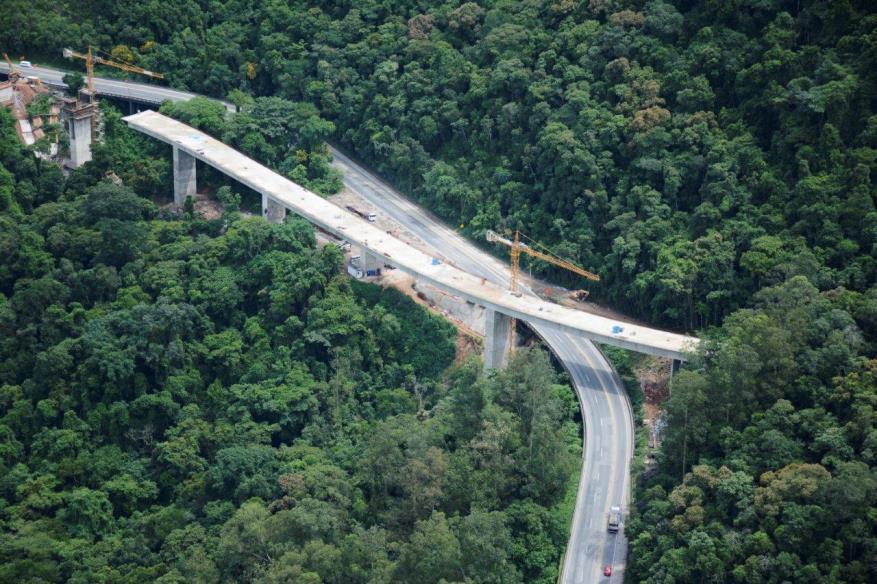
xmin=1 ymin=48 xmax=163 ymax=168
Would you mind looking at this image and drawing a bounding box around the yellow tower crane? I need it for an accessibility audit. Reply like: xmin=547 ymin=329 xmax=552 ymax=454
xmin=62 ymin=46 xmax=164 ymax=94
xmin=485 ymin=229 xmax=600 ymax=351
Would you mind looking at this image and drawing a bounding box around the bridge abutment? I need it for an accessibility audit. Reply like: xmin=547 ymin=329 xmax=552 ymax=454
xmin=262 ymin=193 xmax=286 ymax=223
xmin=484 ymin=308 xmax=512 ymax=372
xmin=173 ymin=147 xmax=196 ymax=206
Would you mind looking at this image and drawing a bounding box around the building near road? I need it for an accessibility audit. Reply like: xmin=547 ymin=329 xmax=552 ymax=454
xmin=0 ymin=74 xmax=59 ymax=153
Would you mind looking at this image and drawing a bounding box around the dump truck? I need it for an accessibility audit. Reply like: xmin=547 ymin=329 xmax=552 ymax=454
xmin=607 ymin=505 xmax=622 ymax=533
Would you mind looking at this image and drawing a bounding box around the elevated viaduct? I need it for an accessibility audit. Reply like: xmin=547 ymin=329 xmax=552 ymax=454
xmin=124 ymin=110 xmax=699 ymax=367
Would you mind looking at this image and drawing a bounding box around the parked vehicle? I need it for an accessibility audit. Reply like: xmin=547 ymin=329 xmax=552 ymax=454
xmin=345 ymin=205 xmax=377 ymax=222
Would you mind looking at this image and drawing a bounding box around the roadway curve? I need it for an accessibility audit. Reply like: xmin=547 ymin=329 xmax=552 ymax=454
xmin=2 ymin=61 xmax=634 ymax=581
xmin=330 ymin=148 xmax=633 ymax=583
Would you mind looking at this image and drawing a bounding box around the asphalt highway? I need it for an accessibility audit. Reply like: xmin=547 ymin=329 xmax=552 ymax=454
xmin=330 ymin=148 xmax=633 ymax=583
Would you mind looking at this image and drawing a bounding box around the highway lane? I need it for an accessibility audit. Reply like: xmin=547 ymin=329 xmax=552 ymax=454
xmin=330 ymin=147 xmax=633 ymax=583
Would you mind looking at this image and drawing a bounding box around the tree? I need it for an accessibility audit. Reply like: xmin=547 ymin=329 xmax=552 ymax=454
xmin=62 ymin=72 xmax=85 ymax=96
xmin=395 ymin=512 xmax=463 ymax=584
xmin=57 ymin=487 xmax=114 ymax=538
xmin=662 ymin=370 xmax=710 ymax=479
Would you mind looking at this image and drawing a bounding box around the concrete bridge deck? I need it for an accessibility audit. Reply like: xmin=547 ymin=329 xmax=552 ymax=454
xmin=124 ymin=109 xmax=698 ymax=361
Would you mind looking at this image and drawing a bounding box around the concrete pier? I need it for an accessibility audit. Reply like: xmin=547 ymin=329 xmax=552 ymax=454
xmin=363 ymin=249 xmax=380 ymax=272
xmin=67 ymin=115 xmax=93 ymax=168
xmin=484 ymin=308 xmax=512 ymax=371
xmin=173 ymin=146 xmax=196 ymax=206
xmin=262 ymin=193 xmax=285 ymax=223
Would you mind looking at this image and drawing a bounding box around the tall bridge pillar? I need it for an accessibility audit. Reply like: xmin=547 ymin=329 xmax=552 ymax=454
xmin=173 ymin=147 xmax=196 ymax=206
xmin=668 ymin=358 xmax=683 ymax=393
xmin=63 ymin=95 xmax=97 ymax=168
xmin=362 ymin=249 xmax=380 ymax=272
xmin=484 ymin=308 xmax=512 ymax=372
xmin=262 ymin=193 xmax=286 ymax=224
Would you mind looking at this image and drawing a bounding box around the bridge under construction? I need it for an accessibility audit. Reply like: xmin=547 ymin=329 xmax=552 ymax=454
xmin=124 ymin=110 xmax=699 ymax=366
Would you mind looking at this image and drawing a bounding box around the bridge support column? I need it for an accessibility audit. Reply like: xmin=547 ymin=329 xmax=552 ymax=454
xmin=262 ymin=193 xmax=285 ymax=224
xmin=173 ymin=147 xmax=196 ymax=206
xmin=355 ymin=247 xmax=381 ymax=277
xmin=67 ymin=116 xmax=93 ymax=168
xmin=483 ymin=308 xmax=512 ymax=372
xmin=668 ymin=358 xmax=683 ymax=393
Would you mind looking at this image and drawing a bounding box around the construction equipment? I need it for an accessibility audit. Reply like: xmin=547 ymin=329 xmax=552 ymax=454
xmin=486 ymin=229 xmax=600 ymax=351
xmin=569 ymin=289 xmax=590 ymax=302
xmin=62 ymin=46 xmax=164 ymax=94
xmin=485 ymin=229 xmax=600 ymax=296
xmin=3 ymin=53 xmax=20 ymax=82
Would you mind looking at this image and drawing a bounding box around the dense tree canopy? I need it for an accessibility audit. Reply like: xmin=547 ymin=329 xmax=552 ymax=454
xmin=3 ymin=0 xmax=877 ymax=581
xmin=0 ymin=108 xmax=579 ymax=582
xmin=626 ymin=276 xmax=877 ymax=582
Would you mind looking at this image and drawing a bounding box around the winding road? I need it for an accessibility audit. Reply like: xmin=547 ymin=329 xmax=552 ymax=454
xmin=329 ymin=148 xmax=633 ymax=582
xmin=3 ymin=61 xmax=636 ymax=582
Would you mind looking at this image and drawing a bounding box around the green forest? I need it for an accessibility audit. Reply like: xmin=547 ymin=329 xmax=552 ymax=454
xmin=0 ymin=106 xmax=580 ymax=583
xmin=2 ymin=0 xmax=877 ymax=582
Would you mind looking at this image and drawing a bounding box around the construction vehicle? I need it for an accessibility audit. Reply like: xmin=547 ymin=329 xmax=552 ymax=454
xmin=607 ymin=505 xmax=622 ymax=533
xmin=569 ymin=289 xmax=590 ymax=302
xmin=63 ymin=46 xmax=164 ymax=94
xmin=3 ymin=53 xmax=21 ymax=82
xmin=486 ymin=229 xmax=600 ymax=349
